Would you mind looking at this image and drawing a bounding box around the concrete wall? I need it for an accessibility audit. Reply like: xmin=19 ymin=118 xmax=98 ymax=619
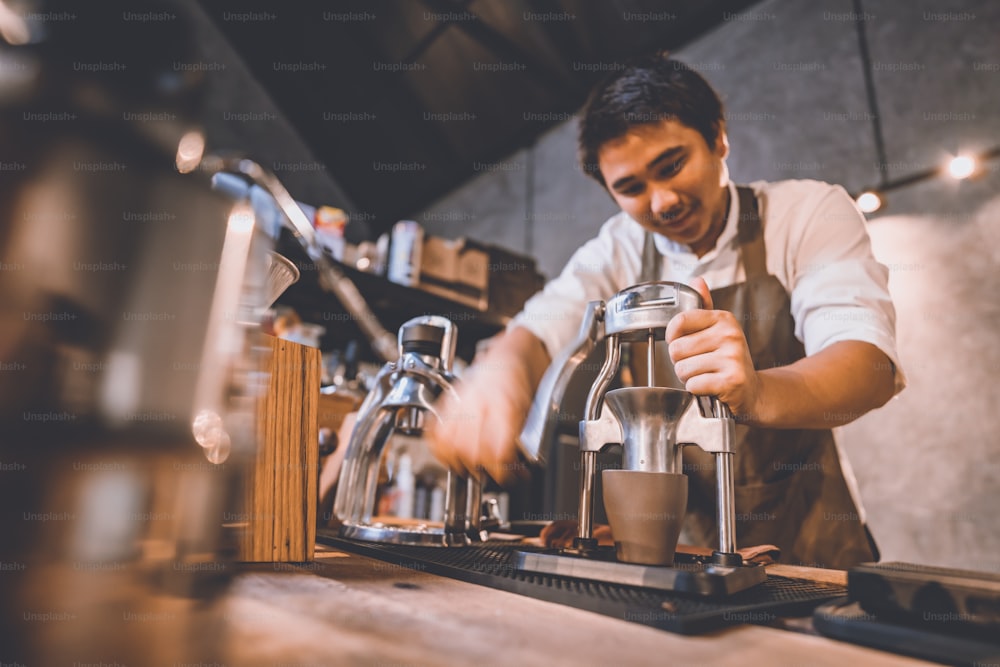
xmin=417 ymin=0 xmax=1000 ymax=570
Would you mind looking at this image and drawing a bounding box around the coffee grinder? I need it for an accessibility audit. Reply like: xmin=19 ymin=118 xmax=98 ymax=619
xmin=516 ymin=282 xmax=767 ymax=595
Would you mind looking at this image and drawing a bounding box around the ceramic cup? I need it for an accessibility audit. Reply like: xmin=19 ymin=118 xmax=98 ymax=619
xmin=602 ymin=469 xmax=688 ymax=566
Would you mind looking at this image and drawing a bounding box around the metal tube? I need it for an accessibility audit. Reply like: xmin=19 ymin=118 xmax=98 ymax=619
xmin=466 ymin=476 xmax=482 ymax=535
xmin=585 ymin=335 xmax=621 ymax=421
xmin=577 ymin=451 xmax=598 ymax=540
xmin=715 ymin=452 xmax=737 ymax=554
xmin=579 ymin=334 xmax=621 ymax=541
xmin=444 ymin=469 xmax=468 ymax=536
xmin=647 ymin=330 xmax=655 ymax=387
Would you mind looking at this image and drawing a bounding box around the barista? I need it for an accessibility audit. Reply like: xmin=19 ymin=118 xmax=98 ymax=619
xmin=426 ymin=53 xmax=905 ymax=569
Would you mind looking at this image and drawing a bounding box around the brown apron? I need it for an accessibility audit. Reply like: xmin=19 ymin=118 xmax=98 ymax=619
xmin=637 ymin=185 xmax=877 ymax=569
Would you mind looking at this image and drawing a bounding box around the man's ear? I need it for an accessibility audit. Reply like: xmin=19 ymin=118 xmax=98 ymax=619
xmin=715 ymin=125 xmax=730 ymax=160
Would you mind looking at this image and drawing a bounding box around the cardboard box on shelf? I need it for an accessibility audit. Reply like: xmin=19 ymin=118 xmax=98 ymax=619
xmin=417 ymin=235 xmax=490 ymax=310
xmin=487 ymin=246 xmax=546 ymax=318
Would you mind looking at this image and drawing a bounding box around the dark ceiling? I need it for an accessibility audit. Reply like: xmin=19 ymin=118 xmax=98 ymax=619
xmin=199 ymin=0 xmax=759 ymax=236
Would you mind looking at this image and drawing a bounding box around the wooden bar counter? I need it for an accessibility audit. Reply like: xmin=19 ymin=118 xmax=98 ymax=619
xmin=220 ymin=545 xmax=939 ymax=666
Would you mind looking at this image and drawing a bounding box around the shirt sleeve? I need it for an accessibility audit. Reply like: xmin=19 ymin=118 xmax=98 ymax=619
xmin=787 ymin=184 xmax=907 ymax=394
xmin=510 ymin=214 xmax=642 ymax=359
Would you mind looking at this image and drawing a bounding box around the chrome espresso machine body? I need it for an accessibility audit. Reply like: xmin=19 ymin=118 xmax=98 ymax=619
xmin=516 ymin=281 xmax=767 ymax=595
xmin=333 ymin=316 xmax=486 ymax=546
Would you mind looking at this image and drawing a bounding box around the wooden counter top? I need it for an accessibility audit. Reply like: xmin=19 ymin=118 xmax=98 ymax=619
xmin=219 ymin=545 xmax=937 ymax=667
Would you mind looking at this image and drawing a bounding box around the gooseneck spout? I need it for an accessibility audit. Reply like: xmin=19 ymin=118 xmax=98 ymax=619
xmin=518 ymin=300 xmax=606 ymax=465
xmin=200 ymin=153 xmax=399 ymax=363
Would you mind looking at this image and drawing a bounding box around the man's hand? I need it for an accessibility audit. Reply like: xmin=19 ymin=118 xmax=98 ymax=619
xmin=667 ymin=278 xmax=896 ymax=429
xmin=665 ymin=277 xmax=762 ymax=419
xmin=318 ymin=411 xmax=357 ymax=524
xmin=426 ymin=328 xmax=550 ymax=486
xmin=427 ymin=359 xmax=532 ymax=486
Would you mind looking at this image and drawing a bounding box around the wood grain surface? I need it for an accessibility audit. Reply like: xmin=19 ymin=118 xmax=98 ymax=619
xmin=240 ymin=335 xmax=319 ymax=562
xmin=218 ymin=545 xmax=938 ymax=667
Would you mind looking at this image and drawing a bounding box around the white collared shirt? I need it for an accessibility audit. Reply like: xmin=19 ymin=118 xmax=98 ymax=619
xmin=511 ymin=178 xmax=905 ymax=393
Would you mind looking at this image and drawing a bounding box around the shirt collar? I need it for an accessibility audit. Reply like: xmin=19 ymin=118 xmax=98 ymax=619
xmin=651 ymin=180 xmax=739 ymax=263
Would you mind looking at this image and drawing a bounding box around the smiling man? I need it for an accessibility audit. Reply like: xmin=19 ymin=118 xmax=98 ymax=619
xmin=427 ymin=53 xmax=905 ymax=569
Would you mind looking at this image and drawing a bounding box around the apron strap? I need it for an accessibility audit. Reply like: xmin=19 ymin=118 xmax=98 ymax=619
xmin=735 ymin=185 xmax=767 ymax=280
xmin=640 ymin=227 xmax=659 ymax=283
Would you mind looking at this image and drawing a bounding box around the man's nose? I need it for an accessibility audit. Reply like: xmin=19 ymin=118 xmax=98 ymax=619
xmin=650 ymin=186 xmax=680 ymax=217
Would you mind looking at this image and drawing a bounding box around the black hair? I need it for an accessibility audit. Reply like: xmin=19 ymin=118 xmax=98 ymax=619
xmin=577 ymin=52 xmax=725 ymax=186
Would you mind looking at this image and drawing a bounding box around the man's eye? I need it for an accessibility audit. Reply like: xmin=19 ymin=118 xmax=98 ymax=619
xmin=619 ymin=185 xmax=645 ymax=196
xmin=661 ymin=159 xmax=685 ymax=177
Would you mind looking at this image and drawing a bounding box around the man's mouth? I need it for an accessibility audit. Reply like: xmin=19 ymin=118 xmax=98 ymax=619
xmin=658 ymin=204 xmax=695 ymax=230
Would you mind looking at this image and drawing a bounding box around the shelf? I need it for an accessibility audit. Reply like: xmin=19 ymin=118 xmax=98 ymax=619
xmin=273 ymin=232 xmax=517 ymax=362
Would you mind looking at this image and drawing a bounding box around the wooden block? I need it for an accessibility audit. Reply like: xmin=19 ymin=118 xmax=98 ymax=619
xmin=240 ymin=334 xmax=319 ymax=562
xmin=317 ymin=391 xmax=361 ymax=435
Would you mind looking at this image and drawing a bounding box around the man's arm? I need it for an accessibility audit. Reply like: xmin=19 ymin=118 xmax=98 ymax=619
xmin=750 ymin=340 xmax=895 ymax=428
xmin=427 ymin=214 xmax=644 ymax=484
xmin=426 ymin=326 xmax=551 ymax=485
xmin=667 ymin=278 xmax=896 ymax=429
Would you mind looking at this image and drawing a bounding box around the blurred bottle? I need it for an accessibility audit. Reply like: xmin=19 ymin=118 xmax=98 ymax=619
xmin=314 ymin=206 xmax=348 ymax=261
xmin=393 ymin=450 xmax=415 ymax=519
xmin=386 ymin=220 xmax=423 ymax=287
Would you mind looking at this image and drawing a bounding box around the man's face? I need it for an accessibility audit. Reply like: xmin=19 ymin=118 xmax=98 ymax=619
xmin=598 ymin=119 xmax=730 ymax=257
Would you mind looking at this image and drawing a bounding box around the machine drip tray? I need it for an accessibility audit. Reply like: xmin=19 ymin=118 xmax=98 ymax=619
xmin=513 ymin=547 xmax=767 ymax=596
xmin=317 ymin=531 xmax=845 ymax=634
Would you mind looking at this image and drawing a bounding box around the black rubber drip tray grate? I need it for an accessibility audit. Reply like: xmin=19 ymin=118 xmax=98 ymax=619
xmin=317 ymin=531 xmax=846 ymax=635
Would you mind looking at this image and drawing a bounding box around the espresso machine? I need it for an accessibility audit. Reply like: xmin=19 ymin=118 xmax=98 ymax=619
xmin=332 ymin=316 xmax=486 ymax=546
xmin=515 ymin=282 xmax=767 ymax=595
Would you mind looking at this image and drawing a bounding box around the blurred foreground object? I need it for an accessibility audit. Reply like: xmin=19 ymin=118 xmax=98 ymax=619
xmin=0 ymin=2 xmax=270 ymax=663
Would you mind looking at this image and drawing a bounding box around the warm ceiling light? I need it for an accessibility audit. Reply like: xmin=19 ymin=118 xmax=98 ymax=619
xmin=192 ymin=409 xmax=224 ymax=449
xmin=947 ymin=155 xmax=976 ymax=180
xmin=856 ymin=191 xmax=882 ymax=214
xmin=175 ymin=130 xmax=206 ymax=174
xmin=0 ymin=0 xmax=30 ymax=45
